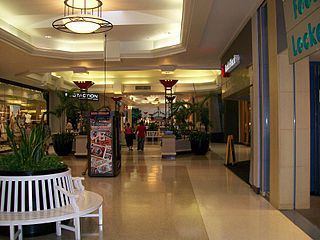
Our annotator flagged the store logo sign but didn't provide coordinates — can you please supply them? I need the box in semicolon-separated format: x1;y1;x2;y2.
65;92;99;101
284;0;320;63
224;55;241;73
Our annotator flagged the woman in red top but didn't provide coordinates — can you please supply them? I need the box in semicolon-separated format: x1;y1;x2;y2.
124;123;134;151
136;121;146;151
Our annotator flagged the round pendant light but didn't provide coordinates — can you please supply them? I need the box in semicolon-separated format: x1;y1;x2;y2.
52;0;113;34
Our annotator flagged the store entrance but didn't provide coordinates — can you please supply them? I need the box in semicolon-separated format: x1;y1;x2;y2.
297;60;320;231
239;100;251;146
310;62;320;195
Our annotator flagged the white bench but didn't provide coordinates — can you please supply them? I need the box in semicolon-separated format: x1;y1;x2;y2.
145;131;162;143
0;169;103;240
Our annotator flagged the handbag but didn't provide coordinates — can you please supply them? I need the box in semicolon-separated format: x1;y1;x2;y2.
131;133;136;140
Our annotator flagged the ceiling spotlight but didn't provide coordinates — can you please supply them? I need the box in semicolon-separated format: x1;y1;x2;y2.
52;0;113;34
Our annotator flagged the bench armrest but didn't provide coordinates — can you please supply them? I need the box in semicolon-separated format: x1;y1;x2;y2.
72;177;85;192
55;185;81;212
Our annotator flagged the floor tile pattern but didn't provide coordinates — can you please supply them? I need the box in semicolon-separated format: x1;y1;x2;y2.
0;143;312;239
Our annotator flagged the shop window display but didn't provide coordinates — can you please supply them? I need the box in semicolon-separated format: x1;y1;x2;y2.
0;82;47;152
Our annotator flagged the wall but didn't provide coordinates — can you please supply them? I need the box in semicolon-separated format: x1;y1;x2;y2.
268;0;310;209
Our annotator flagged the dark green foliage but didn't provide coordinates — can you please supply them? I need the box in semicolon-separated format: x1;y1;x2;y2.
148;122;159;131
132;108;141;126
171;93;214;135
0;124;65;172
50;89;94;132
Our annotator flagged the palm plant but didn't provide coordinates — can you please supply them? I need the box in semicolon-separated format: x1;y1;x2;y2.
50;89;94;155
171;93;214;154
171;93;213;132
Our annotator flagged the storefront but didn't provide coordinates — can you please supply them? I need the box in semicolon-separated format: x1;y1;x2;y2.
221;21;253;145
0;79;47;152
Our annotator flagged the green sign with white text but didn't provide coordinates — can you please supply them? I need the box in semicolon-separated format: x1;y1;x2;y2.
283;0;320;63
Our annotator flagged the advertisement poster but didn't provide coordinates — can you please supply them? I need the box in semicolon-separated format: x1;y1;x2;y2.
89;111;113;176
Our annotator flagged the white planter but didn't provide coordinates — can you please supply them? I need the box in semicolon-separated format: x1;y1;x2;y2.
74;135;88;157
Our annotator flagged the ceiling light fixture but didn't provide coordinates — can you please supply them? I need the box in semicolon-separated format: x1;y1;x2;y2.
52;0;113;34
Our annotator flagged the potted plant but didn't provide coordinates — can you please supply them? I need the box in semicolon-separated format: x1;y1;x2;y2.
171;93;213;155
50;89;93;156
0;122;67;237
189;130;210;155
0;123;66;174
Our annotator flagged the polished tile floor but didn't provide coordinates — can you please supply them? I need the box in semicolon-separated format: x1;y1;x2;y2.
1;143;312;239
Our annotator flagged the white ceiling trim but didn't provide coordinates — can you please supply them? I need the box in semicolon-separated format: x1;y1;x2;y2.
0;0;193;61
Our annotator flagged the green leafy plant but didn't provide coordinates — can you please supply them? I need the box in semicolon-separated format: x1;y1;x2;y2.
171;93;214;134
171;93;214;154
148;122;159;131
0;124;65;172
189;130;209;143
51;89;94;132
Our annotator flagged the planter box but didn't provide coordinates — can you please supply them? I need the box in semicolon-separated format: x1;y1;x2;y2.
74;135;88;157
161;135;176;158
176;138;191;153
161;136;192;158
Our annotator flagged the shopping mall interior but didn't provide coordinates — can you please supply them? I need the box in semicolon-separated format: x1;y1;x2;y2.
0;0;320;239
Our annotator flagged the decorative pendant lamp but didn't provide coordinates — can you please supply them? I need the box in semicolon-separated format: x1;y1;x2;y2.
73;81;95;90
53;0;113;34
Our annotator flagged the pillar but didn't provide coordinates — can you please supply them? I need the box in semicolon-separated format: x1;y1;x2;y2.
267;0;310;209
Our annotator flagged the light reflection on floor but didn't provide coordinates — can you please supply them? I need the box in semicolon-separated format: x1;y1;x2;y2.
0;143;312;239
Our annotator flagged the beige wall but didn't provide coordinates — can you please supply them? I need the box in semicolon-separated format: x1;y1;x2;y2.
268;0;281;208
267;0;310;209
295;57;310;209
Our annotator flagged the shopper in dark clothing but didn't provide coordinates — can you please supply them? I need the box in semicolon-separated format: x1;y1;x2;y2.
124;123;134;151
136;121;146;151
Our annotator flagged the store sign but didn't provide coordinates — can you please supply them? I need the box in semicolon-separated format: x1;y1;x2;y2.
284;0;320;63
224;55;241;73
65;92;99;101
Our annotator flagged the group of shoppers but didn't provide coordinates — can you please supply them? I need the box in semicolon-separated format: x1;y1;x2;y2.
124;121;146;151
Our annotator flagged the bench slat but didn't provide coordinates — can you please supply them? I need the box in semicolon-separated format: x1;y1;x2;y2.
35;180;40;211
58;177;65;207
0;180;5;211
21;181;25;212
54;178;60;208
28;181;33;211
7;181;12;212
14;181;18;212
41;179;47;210
62;176;68;205
48;179;54;209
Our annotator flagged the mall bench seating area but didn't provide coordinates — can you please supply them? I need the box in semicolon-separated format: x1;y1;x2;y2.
145;130;162;143
0;169;103;240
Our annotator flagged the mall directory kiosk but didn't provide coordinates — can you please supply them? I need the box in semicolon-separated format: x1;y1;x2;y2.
88;110;121;177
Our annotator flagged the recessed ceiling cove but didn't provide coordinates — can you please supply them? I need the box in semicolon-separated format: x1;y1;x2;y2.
0;0;184;58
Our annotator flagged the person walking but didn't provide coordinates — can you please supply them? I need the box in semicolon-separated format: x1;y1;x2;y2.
124;122;134;151
136;121;146;151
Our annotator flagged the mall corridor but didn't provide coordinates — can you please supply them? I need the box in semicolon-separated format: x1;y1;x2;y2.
5;143;310;240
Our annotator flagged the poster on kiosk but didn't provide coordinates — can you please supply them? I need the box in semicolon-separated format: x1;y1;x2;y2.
88;110;121;177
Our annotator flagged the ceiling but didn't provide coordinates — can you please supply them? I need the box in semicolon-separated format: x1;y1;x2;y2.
0;0;263;103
